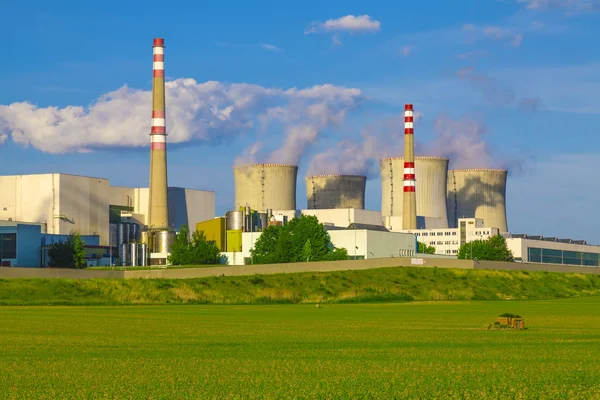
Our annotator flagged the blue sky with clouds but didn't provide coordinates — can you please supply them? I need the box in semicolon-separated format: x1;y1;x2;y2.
1;0;599;242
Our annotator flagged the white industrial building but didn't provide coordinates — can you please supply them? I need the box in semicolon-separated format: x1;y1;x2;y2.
0;173;215;246
406;218;499;256
504;234;600;267
221;227;417;266
301;208;383;229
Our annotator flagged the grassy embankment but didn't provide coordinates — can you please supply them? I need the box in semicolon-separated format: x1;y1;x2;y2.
1;298;600;398
2;266;600;305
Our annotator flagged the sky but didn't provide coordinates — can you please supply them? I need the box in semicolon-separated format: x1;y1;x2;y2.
1;0;599;243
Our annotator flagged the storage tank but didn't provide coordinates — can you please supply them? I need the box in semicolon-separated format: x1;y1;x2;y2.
120;243;128;266
117;224;126;247
226;211;244;231
234;164;298;211
123;223;131;244
258;213;268;231
129;242;139;266
130;224;140;243
305;175;366;210
447;169;508;232
139;243;148;266
380;156;449;228
155;230;175;254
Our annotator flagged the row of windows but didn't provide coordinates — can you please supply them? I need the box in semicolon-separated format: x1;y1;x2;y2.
445;250;458;254
416;231;457;237
527;247;600;267
473;231;491;236
0;233;17;259
429;241;459;246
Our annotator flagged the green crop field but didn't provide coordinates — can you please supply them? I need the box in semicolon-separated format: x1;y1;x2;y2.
2;297;600;399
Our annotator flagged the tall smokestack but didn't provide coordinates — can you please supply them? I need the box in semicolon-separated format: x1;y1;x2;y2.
402;104;417;230
148;38;169;230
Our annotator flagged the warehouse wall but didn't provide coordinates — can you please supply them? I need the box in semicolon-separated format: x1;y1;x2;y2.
57;174;110;245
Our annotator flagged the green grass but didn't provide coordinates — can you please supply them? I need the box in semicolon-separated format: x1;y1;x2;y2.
1;298;600;398
2;266;600;306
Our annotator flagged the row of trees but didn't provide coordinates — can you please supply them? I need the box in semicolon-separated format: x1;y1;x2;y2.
457;235;514;261
251;215;348;264
419;234;514;261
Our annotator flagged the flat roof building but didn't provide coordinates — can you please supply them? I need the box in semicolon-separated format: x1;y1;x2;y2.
504;234;600;267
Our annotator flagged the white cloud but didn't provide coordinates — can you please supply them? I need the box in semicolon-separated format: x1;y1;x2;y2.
480;25;524;47
0;80;364;158
517;0;598;12
0;133;7;145
305;15;381;34
400;45;416;57
261;43;284;52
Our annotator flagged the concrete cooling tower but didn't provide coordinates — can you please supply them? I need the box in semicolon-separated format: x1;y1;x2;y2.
305;175;366;210
381;156;449;229
234;164;298;211
447;169;508;233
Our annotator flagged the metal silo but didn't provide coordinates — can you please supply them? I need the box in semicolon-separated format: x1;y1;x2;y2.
234;164;298;211
380;156;449;228
305;175;366;209
447;169;508;232
226;211;244;231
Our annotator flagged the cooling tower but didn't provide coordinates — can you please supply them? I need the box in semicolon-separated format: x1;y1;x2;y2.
305;175;366;209
234;164;298;211
447;169;508;233
381;156;449;228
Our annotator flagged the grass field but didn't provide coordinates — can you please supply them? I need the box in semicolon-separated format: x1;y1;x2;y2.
2;266;600;306
1;297;600;398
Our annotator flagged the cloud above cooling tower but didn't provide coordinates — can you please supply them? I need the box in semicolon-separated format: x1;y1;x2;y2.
0;79;364;154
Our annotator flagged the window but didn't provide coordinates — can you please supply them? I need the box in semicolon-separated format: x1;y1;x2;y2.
527;247;600;267
437;241;443;245
452;232;457;236
452;250;458;254
437;232;443;236
422;232;428;237
0;233;17;259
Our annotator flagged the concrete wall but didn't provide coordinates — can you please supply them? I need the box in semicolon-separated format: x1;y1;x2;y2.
1;256;599;279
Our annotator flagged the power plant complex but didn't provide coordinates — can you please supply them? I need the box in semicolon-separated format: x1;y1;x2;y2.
1;38;599;269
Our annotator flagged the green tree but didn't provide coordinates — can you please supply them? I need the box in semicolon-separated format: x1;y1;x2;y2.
69;232;87;269
168;225;221;265
418;242;436;254
168;225;191;266
302;239;312;262
250;215;346;264
457;234;514;261
48;231;87;269
251;225;284;264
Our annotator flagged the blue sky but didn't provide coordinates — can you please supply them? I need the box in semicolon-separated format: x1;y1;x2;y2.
1;0;599;243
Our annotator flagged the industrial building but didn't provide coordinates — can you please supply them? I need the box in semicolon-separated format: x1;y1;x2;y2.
381;156;449;230
406;218;500;256
234;164;298;212
0;221;42;267
305;175;366;210
503;234;600;267
0;173;214;247
447;169;508;233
